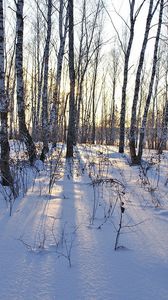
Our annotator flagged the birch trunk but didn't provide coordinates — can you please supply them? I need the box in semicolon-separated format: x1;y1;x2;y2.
129;0;159;164
119;0;147;153
151;63;160;149
119;0;136;153
50;0;68;145
15;0;36;164
158;69;168;153
75;0;101;143
138;0;164;161
0;0;13;187
91;45;99;144
110;46;119;145
6;38;16;139
66;0;75;158
33;2;44;139
40;0;52;162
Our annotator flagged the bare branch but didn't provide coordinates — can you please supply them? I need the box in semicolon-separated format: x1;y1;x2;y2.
135;0;147;19
101;0;125;55
111;2;130;30
8;6;16;13
152;0;161;17
33;0;48;23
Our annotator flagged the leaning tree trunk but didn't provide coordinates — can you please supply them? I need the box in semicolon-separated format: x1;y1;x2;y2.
15;0;36;164
138;0;164;161
40;0;52;162
0;0;13;188
129;0;158;164
66;0;75;158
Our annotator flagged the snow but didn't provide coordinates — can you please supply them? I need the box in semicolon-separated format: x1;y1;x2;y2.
0;143;168;300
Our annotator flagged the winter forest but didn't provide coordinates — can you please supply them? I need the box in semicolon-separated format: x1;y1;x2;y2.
0;0;168;299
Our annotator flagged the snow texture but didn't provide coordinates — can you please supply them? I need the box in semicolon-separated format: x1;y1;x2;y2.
0;144;168;300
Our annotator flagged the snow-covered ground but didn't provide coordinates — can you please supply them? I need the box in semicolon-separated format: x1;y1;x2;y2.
0;143;168;300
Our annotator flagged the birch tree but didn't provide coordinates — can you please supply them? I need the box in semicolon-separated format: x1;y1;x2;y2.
75;0;102;143
129;0;160;164
15;0;36;164
32;1;44;140
6;37;16;139
119;0;147;153
158;49;168;153
109;45;120;145
91;30;101;144
40;0;52;161
66;0;75;158
138;0;164;161
0;0;13;187
50;0;68;146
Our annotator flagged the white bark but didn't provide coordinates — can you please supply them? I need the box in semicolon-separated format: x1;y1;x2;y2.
15;0;36;164
50;0;68;144
0;0;13;188
129;0;160;164
40;0;52;161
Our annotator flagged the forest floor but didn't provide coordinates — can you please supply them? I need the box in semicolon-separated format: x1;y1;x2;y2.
0;143;168;300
